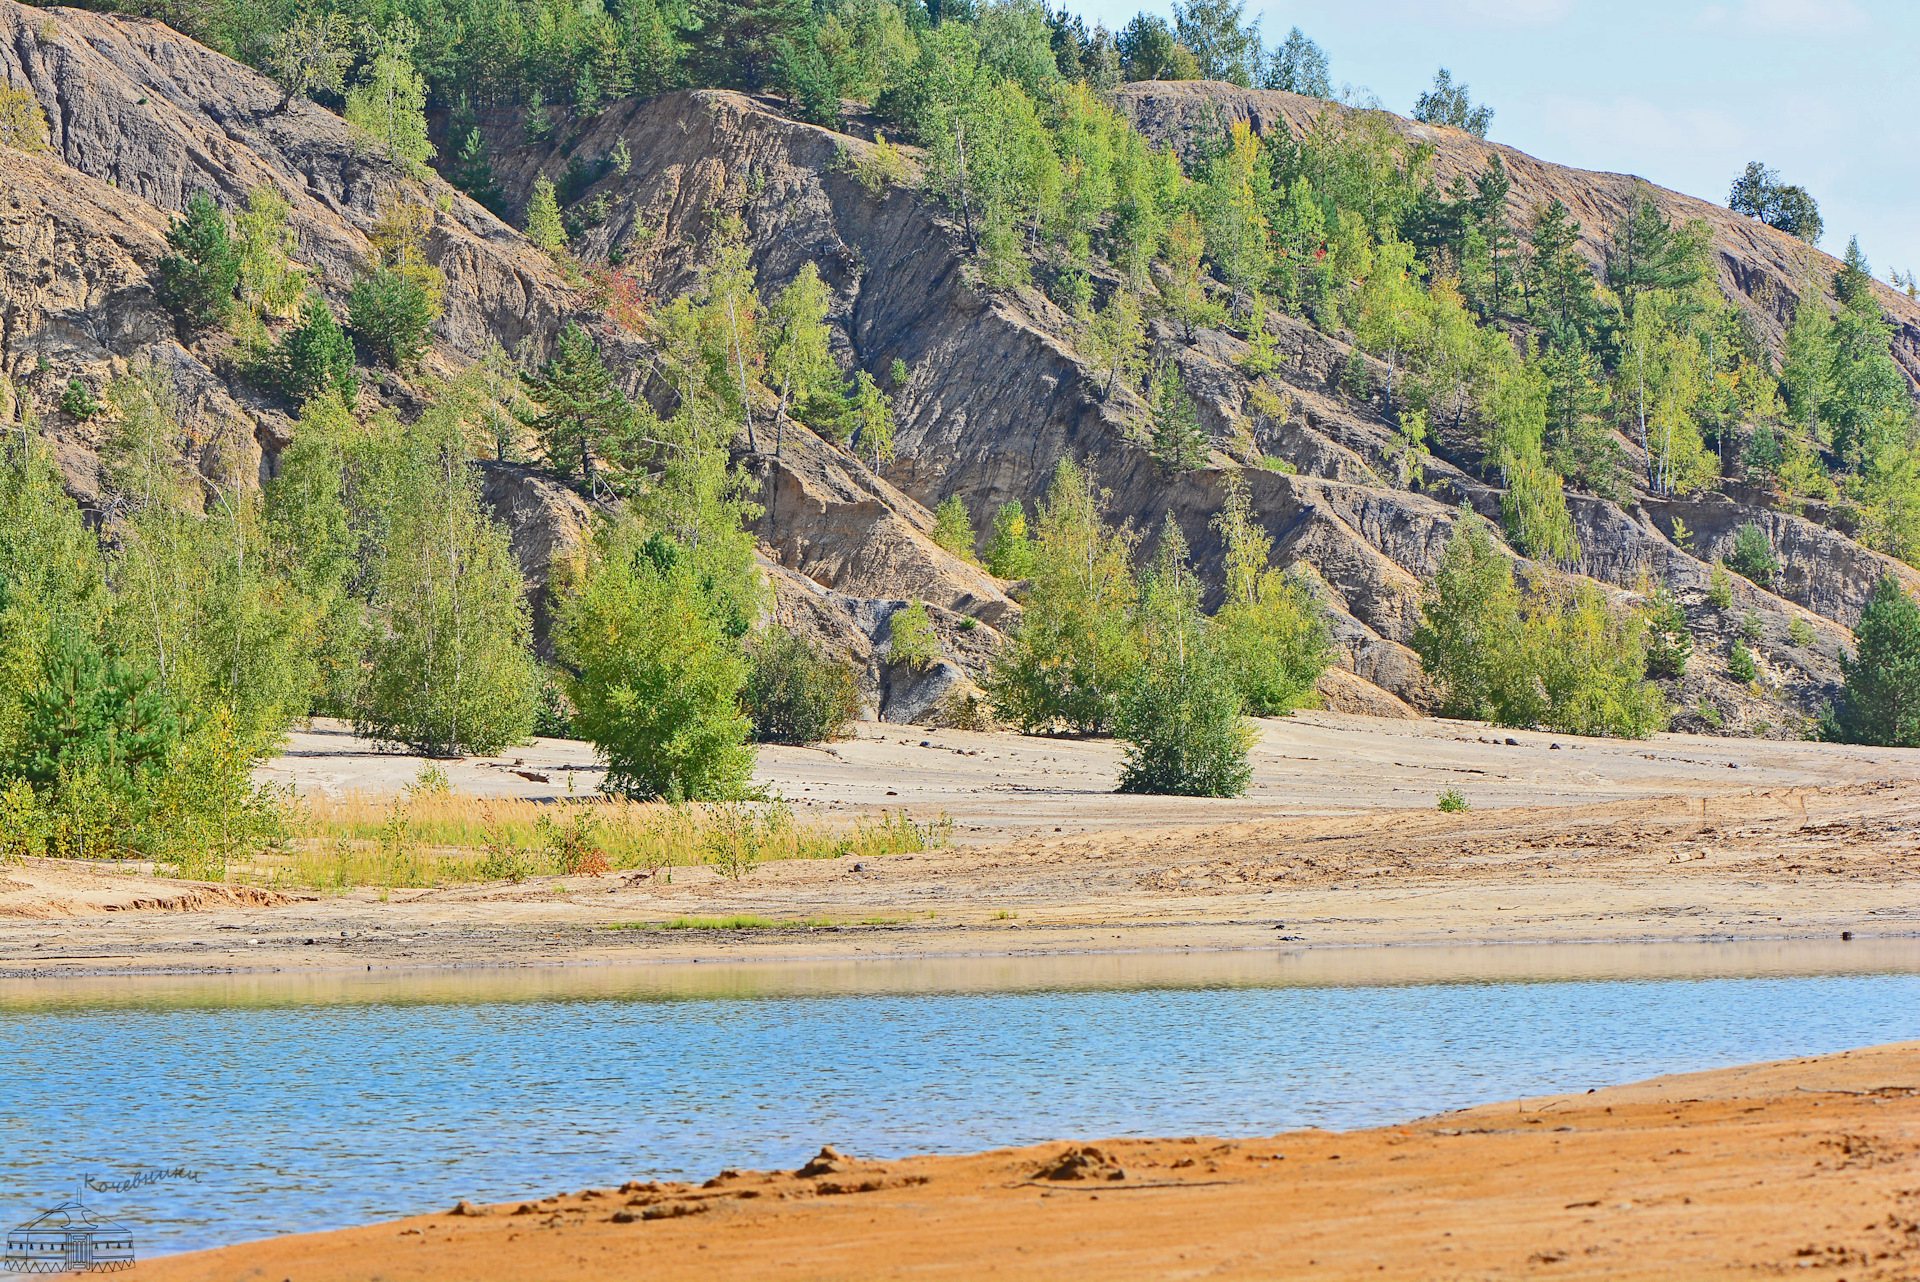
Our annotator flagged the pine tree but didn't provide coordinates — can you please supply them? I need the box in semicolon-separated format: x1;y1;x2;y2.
449;98;507;217
524;176;568;254
1835;236;1875;310
155;192;241;330
1150;361;1208;471
1825;576;1920;746
523;321;632;489
688;0;811;92
267;295;358;406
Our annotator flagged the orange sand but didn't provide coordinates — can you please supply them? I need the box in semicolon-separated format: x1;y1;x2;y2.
130;1041;1920;1281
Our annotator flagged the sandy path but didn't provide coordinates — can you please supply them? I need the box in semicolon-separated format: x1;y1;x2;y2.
125;1041;1920;1281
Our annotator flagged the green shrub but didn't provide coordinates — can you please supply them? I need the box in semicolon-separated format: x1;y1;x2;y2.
1436;786;1469;812
348;268;437;369
1726;522;1779;587
986;459;1140;734
1211;475;1331;715
888;600;939;670
1708;560;1734;609
1643;584;1692;679
1789;616;1814;647
1114;523;1253;797
533;673;576;738
265;296;357;406
930;495;975;562
1741;610;1763;641
745;631;861;745
1727;639;1758;684
1150;360;1208;471
557;524;754;801
1413;510;1665;737
155;192;241;330
60;379;100;421
1820;575;1920;746
984;501;1034;580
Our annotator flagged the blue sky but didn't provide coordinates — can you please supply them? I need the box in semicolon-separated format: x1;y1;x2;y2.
1074;0;1919;280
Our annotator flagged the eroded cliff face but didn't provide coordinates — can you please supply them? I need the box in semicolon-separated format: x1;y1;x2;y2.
472;83;1917;730
3;7;1912;732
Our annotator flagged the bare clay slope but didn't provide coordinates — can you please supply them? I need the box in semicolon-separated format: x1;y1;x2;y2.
0;0;576;499
482;87;1918;728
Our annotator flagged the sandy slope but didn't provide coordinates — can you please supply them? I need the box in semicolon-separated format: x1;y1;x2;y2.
124;1041;1920;1281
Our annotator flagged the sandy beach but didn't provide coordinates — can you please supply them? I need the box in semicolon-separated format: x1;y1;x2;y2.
3;713;1917;977
118;1040;1920;1281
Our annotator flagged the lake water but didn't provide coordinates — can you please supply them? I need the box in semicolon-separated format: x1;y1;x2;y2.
1;940;1915;1257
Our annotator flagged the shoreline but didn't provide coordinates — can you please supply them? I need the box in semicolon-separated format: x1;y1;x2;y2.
123;1040;1920;1281
0;922;1911;982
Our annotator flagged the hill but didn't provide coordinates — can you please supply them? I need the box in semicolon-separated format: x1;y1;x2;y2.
3;2;1916;735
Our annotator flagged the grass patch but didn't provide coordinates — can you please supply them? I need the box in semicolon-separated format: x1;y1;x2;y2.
229;795;954;892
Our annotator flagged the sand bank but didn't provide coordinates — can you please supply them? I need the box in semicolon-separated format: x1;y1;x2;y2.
125;1040;1920;1281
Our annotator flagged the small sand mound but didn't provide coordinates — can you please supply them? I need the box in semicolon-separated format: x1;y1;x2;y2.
1036;1145;1126;1181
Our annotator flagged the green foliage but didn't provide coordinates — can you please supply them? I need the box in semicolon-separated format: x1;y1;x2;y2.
348;268;438;368
1412;510;1663;737
1412;67;1491;137
1210;474;1330;715
1436;786;1469;813
523;321;632;487
533;672;576;738
449;99;507;217
1115;519;1253;797
1789;615;1814;648
344;18;434;174
1264;27;1329;96
0;86;49;152
6;629;179;793
155;192;241;330
930;495;976;561
985;501;1034;579
557;519;755;800
234;186;309;320
60;379;100;421
355;396;538;757
987;458;1139;733
265;12;352;113
1708;560;1734;609
1726;522;1779;587
745;630;861;744
1728;161;1822;242
1643;584;1692;679
1411;510;1522;722
1150;360;1208;471
1822;575;1920;746
265;295;357;407
525;176;568;254
1727;638;1758;684
888;599;939;669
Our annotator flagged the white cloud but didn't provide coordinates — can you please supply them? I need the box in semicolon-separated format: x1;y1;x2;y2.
1695;0;1869;35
